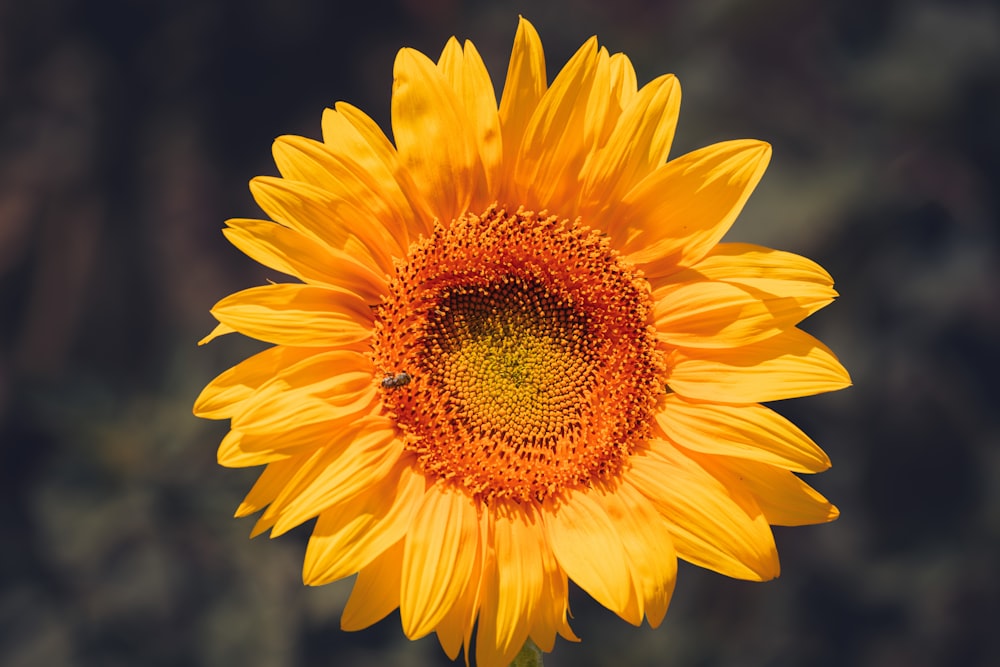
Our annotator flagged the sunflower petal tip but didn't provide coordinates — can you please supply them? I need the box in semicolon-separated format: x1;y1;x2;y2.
515;15;537;33
755;556;781;582
646;607;669;630
394;46;423;72
302;561;322;586
197;321;234;346
748;140;772;166
247;175;269;198
835;363;854;389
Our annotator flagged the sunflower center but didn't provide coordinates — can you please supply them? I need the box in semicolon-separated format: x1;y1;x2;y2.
372;205;662;505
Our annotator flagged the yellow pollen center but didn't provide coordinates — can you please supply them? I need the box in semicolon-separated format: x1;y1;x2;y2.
428;279;592;445
372;205;662;505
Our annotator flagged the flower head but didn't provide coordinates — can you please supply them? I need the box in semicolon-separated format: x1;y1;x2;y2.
195;18;850;667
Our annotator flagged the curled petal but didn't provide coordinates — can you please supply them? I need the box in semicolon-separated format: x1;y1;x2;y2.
197;322;236;346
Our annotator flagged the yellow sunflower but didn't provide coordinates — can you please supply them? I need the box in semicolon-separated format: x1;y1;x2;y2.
195;17;850;667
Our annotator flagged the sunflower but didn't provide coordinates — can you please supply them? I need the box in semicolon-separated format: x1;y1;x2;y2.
194;17;850;667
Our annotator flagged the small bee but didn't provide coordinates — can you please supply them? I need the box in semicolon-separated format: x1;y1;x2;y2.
381;371;412;390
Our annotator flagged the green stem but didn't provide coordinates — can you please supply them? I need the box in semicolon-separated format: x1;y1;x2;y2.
510;639;543;667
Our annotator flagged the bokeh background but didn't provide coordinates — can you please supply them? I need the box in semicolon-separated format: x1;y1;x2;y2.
2;0;998;665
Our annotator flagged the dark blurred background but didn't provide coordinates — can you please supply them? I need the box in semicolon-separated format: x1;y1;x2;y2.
2;0;998;665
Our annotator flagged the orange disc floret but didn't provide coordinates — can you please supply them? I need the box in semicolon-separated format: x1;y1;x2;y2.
372;205;664;505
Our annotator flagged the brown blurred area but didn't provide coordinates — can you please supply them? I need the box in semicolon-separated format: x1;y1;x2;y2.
2;0;999;665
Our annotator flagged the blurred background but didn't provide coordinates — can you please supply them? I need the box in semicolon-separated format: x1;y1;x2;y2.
2;0;998;665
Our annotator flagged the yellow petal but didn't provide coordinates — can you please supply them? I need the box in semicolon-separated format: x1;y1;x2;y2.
270;135;414;251
341;539;404;631
436;510;488;663
304;461;425;585
582;47;614;155
437;37;464;81
223;218;388;302
697;454;839;526
234;454;304;517
543;487;632;618
249;176;396;273
512;36;599;212
594;483;677;628
197;321;235;345
667;327;852;403
664;242;837;303
210;283;373;348
235;418;353;456
438;38;503;200
490;507;544;660
193;345;319;419
226;416;381;475
653;279;819;349
435;595;468;660
248;447;327;537
527;524;577;650
261;420;401;536
497;17;546;194
629;440;780;580
392;47;485;224
234;379;374;437
325;102;436;238
230;349;375;434
473;571;506;667
217;429;295;468
400;486;480;639
608;52;638;109
655;394;831;472
579;73;681;220
615;140;771;278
